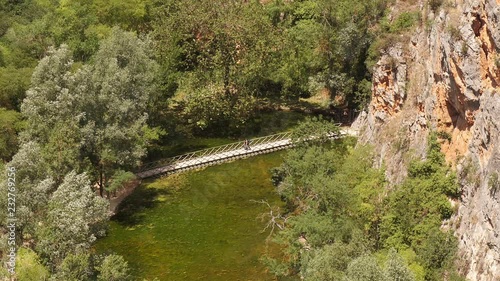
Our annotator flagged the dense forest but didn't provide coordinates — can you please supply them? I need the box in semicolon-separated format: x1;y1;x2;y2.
265;120;463;280
0;0;462;280
0;0;393;162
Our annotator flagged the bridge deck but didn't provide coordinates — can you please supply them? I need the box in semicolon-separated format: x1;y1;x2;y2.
136;128;356;179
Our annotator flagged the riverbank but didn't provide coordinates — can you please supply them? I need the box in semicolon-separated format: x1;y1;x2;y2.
109;178;142;215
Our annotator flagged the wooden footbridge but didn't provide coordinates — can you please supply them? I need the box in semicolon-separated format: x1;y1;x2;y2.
136;128;357;179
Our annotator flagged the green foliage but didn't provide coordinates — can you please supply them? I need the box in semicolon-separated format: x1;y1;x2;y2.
260;255;290;277
366;33;399;71
267;132;462;280
150;0;388;133
436;130;452;142
269;139;386;279
92;0;152;31
172;81;257;136
291;116;340;146
96;254;132;281
390;12;420;33
301;237;369;280
152;0;282;134
4;142;52;239
36;171;109;267
53;253;93;281
15;247;50;281
106;170;136;193
21;28;159;194
385;248;416;281
345;255;385;281
380;133;459;279
0;108;24;161
0;67;32;110
21;45;77;143
417;229;457;271
366;9;419;74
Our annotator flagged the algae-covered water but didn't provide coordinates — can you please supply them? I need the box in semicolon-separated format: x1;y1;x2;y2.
95;152;291;281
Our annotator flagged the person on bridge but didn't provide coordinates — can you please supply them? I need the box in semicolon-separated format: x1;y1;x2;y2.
244;139;251;150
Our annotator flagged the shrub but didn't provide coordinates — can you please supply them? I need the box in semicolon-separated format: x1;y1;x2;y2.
428;0;443;12
390;12;420;33
489;172;499;195
436;131;452;142
447;25;461;41
366;34;399;71
461;42;468;56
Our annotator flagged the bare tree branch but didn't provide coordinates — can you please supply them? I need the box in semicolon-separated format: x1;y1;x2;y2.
251;199;291;239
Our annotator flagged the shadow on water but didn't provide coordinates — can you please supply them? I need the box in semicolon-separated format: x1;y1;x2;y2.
112;184;171;226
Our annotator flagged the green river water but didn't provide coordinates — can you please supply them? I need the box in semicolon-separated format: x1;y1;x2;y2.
95;151;293;281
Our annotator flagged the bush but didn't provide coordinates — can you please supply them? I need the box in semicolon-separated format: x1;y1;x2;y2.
436;131;452;142
489;172;499;195
15;248;50;281
461;42;468;56
390;12;420;33
417;229;457;270
366;34;399;71
96;254;131;281
447;25;461;41
428;0;443;12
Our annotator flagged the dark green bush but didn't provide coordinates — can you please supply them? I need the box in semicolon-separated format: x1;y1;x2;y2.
429;0;444;12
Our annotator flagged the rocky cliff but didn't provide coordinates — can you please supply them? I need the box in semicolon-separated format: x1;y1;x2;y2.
353;0;500;279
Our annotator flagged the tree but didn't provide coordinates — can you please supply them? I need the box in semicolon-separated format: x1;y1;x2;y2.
300;235;369;281
21;28;159;196
92;0;152;31
77;27;159;196
345;255;385;281
20;45;86;184
96;254;132;281
21;45;78;145
417;229;457;272
171;81;257;135
267;120;385;277
152;0;279;134
4;142;52;240
52;253;92;281
385;248;415;281
0;108;23;161
49;0;102;61
4;18;54;64
15;247;50;281
0;67;32;110
276;16;324;98
36;171;109;267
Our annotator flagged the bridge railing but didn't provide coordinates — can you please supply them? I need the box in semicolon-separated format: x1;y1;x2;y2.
137;131;294;173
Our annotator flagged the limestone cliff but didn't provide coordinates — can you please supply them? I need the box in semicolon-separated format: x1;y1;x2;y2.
353;0;500;279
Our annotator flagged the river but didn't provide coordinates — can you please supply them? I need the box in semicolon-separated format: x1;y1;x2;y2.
95;151;295;280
